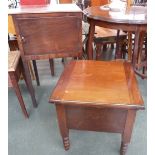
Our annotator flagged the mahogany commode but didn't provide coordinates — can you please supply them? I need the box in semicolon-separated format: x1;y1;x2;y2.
49;60;144;155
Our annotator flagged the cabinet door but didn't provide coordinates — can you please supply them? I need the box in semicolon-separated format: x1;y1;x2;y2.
13;13;82;57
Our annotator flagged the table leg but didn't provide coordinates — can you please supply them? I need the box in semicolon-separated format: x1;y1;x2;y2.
127;32;132;61
120;110;136;155
137;32;145;69
9;72;29;118
132;29;140;67
115;30;121;59
32;60;40;86
22;59;38;107
86;20;95;59
56;104;70;150
49;59;55;76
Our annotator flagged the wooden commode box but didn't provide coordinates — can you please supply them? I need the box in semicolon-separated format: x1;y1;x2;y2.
49;60;144;155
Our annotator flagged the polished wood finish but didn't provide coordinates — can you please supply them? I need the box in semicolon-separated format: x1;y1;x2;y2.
8;51;29;118
83;6;147;77
9;4;83;106
49;60;144;154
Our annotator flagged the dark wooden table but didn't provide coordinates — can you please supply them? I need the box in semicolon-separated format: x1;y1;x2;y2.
49;60;144;155
83;5;147;77
9;4;83;106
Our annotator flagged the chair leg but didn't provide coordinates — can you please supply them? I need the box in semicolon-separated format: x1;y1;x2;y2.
62;58;67;67
121;41;127;59
103;44;107;50
49;59;54;76
61;58;65;63
10;72;29;118
115;30;121;59
111;43;114;49
32;60;40;86
127;32;132;61
95;43;102;60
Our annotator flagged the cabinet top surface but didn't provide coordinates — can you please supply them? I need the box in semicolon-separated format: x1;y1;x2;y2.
8;4;82;15
49;60;144;109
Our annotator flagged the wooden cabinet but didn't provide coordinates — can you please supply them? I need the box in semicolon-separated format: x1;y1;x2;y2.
9;4;83;106
10;4;82;59
49;60;144;154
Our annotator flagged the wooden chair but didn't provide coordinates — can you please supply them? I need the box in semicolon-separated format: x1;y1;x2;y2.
83;0;127;59
8;51;29;118
94;27;127;60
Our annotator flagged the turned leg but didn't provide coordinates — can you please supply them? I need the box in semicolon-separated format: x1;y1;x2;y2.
120;110;136;155
9;72;29;118
49;59;54;76
32;60;40;86
120;142;128;155
55;104;70;150
22;59;38;107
